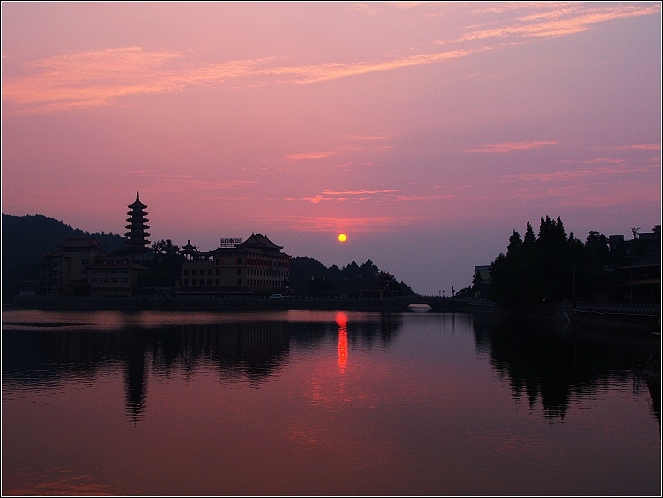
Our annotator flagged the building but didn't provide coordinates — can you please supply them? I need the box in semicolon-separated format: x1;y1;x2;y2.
39;237;105;296
472;265;492;299
125;192;152;260
38;237;147;298
87;255;146;298
176;233;290;297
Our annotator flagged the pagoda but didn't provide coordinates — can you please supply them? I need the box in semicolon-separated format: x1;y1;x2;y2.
125;192;151;258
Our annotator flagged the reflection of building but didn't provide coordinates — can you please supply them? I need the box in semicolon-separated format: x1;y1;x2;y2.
175;233;290;296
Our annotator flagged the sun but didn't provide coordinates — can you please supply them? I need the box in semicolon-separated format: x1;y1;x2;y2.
337;233;347;242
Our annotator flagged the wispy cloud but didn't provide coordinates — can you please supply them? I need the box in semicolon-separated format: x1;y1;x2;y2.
613;144;661;151
458;3;660;41
260;215;421;232
464;141;558;153
2;46;478;113
3;3;658;114
293;188;400;204
502;164;656;183
285;152;335;160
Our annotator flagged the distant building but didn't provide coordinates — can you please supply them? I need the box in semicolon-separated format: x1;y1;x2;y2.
175;233;290;297
87;255;146;298
125;192;152;260
39;237;105;297
473;265;492;299
38;237;146;297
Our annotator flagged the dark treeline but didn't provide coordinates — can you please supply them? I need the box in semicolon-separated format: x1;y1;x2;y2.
289;256;415;297
2;214;126;301
486;215;660;309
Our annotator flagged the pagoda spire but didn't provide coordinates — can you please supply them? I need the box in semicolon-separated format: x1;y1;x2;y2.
125;192;150;255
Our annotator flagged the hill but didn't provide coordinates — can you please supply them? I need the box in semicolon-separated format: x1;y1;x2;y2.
289;256;415;297
2;214;125;302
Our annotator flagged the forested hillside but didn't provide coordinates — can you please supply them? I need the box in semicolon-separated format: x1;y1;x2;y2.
289;256;415;297
2;214;125;301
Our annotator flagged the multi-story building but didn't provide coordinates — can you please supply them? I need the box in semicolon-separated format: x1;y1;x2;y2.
87;255;146;298
39;237;105;296
176;233;290;297
39;238;146;298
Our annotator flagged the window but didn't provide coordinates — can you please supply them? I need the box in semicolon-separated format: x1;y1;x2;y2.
82;269;88;274
215;269;219;275
184;279;189;286
237;269;242;275
184;269;189;275
215;259;220;265
207;279;212;286
111;278;118;283
91;278;98;283
215;279;220;285
121;278;128;283
192;279;197;286
82;259;89;265
91;270;98;274
192;269;197;276
237;258;242;265
237;279;242;286
101;278;108;283
207;269;212;276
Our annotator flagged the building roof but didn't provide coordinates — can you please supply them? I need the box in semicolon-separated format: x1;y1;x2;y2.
128;192;147;210
623;251;662;269
58;237;103;248
237;233;283;250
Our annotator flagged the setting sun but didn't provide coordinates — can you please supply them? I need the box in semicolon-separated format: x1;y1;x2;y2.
337;233;347;242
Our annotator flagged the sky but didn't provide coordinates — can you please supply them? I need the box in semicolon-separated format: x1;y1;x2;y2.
2;2;661;295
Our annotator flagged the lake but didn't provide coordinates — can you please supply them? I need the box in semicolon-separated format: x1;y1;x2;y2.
2;308;660;495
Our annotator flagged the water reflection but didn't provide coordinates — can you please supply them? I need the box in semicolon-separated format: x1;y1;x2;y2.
472;313;659;425
336;312;348;374
3;311;403;424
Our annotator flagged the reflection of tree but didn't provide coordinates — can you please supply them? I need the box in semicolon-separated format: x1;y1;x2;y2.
3;313;403;424
473;315;656;422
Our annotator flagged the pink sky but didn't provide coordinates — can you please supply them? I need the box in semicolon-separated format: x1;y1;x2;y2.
2;2;661;295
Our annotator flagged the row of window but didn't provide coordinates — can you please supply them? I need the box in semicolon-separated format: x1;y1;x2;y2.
182;278;282;287
89;278;129;284
89;269;129;274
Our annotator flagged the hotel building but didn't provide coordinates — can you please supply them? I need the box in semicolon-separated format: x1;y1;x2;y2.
176;233;290;297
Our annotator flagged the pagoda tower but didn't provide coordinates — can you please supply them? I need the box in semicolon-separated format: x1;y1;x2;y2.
125;192;151;258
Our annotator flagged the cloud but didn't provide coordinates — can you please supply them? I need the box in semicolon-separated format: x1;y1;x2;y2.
3;3;658;114
613;144;661;151
296;189;400;203
502;164;657;183
260;215;421;232
464;141;558;153
285;152;335;160
458;3;660;41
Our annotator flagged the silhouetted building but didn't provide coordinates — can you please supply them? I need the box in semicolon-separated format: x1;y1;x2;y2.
39;237;105;296
38;238;146;297
176;233;290;296
473;265;492;298
125;192;151;260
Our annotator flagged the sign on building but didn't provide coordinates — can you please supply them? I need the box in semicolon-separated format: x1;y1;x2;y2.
220;237;243;248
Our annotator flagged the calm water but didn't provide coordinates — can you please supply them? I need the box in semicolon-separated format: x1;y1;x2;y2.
2;309;660;495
